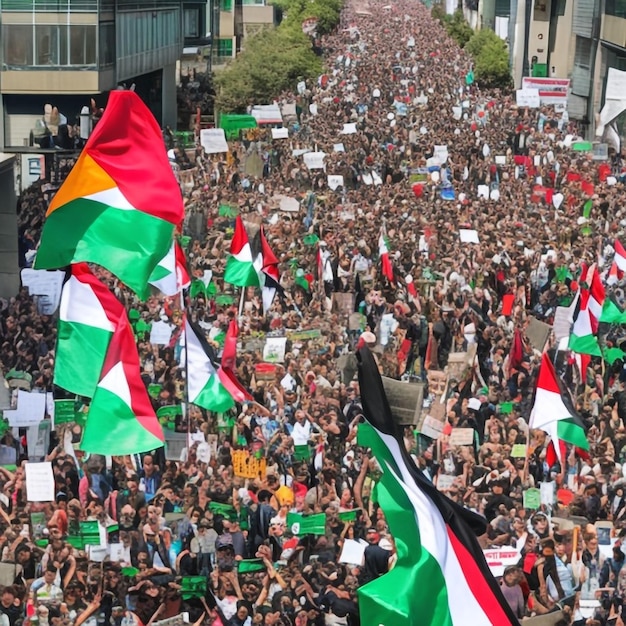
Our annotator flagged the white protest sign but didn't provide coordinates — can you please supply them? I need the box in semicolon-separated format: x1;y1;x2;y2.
297;81;306;94
200;128;228;154
516;89;540;108
25;462;55;502
433;145;449;163
495;155;506;165
4;390;46;427
605;67;626;101
340;123;357;135
484;548;521;577
437;475;456;491
459;229;480;244
448;428;475;446
372;171;383;186
309;103;318;116
20;269;64;315
361;173;373;185
333;143;345;152
150;321;173;345
263;337;287;363
421;415;444;439
327;175;344;191
271;127;289;140
477;185;489;199
303;152;326;170
339;538;367;565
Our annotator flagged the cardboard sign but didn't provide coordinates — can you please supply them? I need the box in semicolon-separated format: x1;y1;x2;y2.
271;127;289;140
484;548;521;577
437;474;456;491
53;400;76;425
449;428;474;446
526;317;552;352
381;377;424;426
421;415;445;439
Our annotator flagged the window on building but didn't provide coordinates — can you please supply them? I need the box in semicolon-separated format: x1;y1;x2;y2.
220;0;233;11
69;24;97;65
99;22;115;66
184;8;201;37
574;35;592;68
35;25;68;66
606;0;626;17
2;24;34;66
217;38;233;56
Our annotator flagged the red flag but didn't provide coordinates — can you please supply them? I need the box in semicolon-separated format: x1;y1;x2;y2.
221;320;238;372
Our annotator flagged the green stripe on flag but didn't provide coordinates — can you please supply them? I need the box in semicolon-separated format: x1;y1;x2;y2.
583;199;593;219
293;445;311;461
356;423;453;626
557;418;589;450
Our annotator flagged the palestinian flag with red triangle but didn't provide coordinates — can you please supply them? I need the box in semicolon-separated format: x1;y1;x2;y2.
217;320;253;404
616;239;626;273
224;216;262;287
260;225;281;311
34;91;183;299
81;314;164;455
529;353;589;465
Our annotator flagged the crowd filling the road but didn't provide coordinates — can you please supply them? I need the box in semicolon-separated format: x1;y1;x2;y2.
5;0;626;624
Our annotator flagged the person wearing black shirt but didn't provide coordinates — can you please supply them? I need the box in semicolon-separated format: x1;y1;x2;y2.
0;587;21;626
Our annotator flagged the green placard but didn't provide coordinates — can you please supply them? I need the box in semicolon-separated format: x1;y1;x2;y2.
338;509;360;522
148;384;162;399
156;405;182;430
287;512;326;536
54;399;76;425
523;488;541;510
180;576;206;599
499;402;513;415
238;559;265;573
511;444;526;458
208;501;237;520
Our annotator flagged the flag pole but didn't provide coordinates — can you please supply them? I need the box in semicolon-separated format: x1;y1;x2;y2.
180;289;192;453
238;286;246;318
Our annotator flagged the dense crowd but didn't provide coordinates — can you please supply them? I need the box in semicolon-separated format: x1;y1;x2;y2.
4;0;626;624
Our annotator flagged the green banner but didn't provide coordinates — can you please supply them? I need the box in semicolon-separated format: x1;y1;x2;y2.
238;559;266;573
338;509;360;522
287;512;326;536
54;399;76;425
148;384;162;399
180;576;206;599
208;501;238;520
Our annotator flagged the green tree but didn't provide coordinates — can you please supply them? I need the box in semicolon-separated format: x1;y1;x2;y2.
474;38;511;87
447;10;473;48
465;27;498;58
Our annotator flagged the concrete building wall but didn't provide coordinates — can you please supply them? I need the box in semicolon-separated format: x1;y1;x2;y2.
550;1;575;78
0;155;19;301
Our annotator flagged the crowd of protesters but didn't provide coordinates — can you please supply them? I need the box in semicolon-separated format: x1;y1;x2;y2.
4;0;626;624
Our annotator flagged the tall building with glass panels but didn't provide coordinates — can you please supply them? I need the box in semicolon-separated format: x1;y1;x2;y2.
0;0;184;150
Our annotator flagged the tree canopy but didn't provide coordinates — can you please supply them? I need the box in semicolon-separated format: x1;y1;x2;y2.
215;0;340;112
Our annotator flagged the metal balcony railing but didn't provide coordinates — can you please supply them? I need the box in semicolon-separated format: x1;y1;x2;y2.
1;0;98;10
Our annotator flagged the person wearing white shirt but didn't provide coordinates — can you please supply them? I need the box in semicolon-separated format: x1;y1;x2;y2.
291;410;312;447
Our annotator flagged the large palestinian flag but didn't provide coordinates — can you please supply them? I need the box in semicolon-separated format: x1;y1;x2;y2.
34;91;183;298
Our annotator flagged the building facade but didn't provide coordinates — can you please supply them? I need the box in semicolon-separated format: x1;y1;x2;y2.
0;0;185;151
